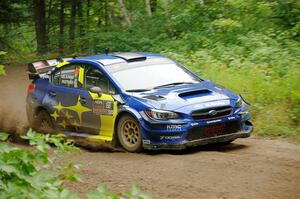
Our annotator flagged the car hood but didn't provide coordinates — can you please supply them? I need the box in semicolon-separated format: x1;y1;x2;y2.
128;81;239;113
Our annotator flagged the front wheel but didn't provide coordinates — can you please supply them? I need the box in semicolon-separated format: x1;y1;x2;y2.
117;115;142;152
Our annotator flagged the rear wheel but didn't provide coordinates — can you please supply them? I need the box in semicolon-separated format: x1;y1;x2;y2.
31;110;55;133
117;115;142;152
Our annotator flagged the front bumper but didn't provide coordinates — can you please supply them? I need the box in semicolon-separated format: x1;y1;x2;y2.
142;121;253;150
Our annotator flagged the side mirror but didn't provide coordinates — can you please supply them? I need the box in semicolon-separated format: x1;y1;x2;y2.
90;86;103;97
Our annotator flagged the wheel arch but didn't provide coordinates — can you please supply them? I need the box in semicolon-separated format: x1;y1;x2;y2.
112;108;142;147
34;106;50;116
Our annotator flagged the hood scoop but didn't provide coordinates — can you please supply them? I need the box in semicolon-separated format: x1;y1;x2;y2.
178;89;212;99
143;95;165;101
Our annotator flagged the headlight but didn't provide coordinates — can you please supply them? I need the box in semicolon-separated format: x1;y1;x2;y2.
235;96;243;108
145;109;180;120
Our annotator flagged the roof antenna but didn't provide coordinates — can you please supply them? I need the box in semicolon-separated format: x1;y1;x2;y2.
105;48;109;55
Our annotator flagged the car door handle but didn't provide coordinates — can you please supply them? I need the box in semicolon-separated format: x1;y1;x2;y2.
48;90;56;97
80;97;87;104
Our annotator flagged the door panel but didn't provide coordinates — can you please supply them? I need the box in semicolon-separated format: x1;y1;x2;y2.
89;92;117;139
77;63;118;141
49;62;118;141
49;84;82;131
49;63;88;131
77;85;117;140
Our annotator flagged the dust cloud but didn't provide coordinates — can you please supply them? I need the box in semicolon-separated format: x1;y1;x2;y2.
0;66;29;135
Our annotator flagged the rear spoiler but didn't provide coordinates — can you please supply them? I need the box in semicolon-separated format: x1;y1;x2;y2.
27;57;73;80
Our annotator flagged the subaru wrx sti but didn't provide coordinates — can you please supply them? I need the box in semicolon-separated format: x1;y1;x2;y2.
26;52;253;152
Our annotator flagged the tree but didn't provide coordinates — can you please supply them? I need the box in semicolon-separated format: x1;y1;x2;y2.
118;0;131;26
33;0;48;54
77;0;84;37
145;0;152;17
59;0;65;54
69;0;77;50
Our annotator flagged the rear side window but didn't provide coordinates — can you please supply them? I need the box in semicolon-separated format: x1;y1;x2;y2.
52;64;82;88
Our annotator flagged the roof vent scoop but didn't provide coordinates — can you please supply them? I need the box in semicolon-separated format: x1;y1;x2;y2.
112;52;146;62
178;89;212;99
143;95;165;101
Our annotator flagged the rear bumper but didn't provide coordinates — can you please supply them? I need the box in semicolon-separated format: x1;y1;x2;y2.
143;122;253;150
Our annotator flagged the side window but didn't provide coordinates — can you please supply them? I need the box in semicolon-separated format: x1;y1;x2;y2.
84;65;116;94
52;64;82;88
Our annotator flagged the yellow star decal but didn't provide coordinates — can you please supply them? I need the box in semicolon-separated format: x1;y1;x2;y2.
65;111;73;120
51;111;59;121
71;120;80;131
66;96;91;123
59;119;67;129
53;102;65;113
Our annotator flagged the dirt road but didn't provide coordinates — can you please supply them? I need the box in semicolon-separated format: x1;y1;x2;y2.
1;66;300;199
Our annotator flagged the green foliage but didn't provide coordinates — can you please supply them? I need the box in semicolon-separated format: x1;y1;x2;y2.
0;51;6;75
0;130;79;199
0;132;9;141
87;183;151;199
0;130;151;198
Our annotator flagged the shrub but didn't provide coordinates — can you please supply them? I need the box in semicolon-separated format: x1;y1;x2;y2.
0;130;151;199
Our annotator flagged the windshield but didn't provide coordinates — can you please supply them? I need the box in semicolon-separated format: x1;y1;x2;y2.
108;63;201;91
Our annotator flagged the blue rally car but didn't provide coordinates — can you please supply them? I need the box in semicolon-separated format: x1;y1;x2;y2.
26;52;253;152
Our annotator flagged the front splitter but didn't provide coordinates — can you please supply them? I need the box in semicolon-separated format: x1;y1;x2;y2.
143;126;253;150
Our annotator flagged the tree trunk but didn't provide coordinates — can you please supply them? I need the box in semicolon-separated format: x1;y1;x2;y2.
117;0;131;26
145;0;152;17
69;0;77;50
33;0;48;54
59;0;65;54
86;0;91;28
46;0;53;33
77;0;83;37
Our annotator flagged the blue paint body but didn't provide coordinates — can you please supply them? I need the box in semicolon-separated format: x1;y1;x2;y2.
27;52;253;150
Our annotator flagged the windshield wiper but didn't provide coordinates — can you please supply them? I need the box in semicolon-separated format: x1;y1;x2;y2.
126;89;151;92
153;82;195;89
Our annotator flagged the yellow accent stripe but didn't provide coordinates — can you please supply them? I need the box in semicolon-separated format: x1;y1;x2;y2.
89;92;117;141
78;67;84;84
88;135;112;142
56;61;70;68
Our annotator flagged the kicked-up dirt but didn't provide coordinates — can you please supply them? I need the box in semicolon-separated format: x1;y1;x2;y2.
0;65;300;199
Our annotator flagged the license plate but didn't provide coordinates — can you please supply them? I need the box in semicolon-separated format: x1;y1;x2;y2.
203;124;226;137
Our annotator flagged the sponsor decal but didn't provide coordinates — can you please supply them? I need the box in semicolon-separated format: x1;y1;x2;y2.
166;125;182;131
160;136;181;140
206;119;222;124
143;140;151;145
93;99;114;115
61;79;74;85
191;122;198;126
228;116;235;120
195;100;230;109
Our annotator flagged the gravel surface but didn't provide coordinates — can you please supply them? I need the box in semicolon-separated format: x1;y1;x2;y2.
1;65;299;199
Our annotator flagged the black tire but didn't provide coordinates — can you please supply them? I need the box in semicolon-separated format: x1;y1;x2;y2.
31;110;55;133
117;115;143;152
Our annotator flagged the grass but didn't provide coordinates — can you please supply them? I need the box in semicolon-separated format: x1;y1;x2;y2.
164;42;300;143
